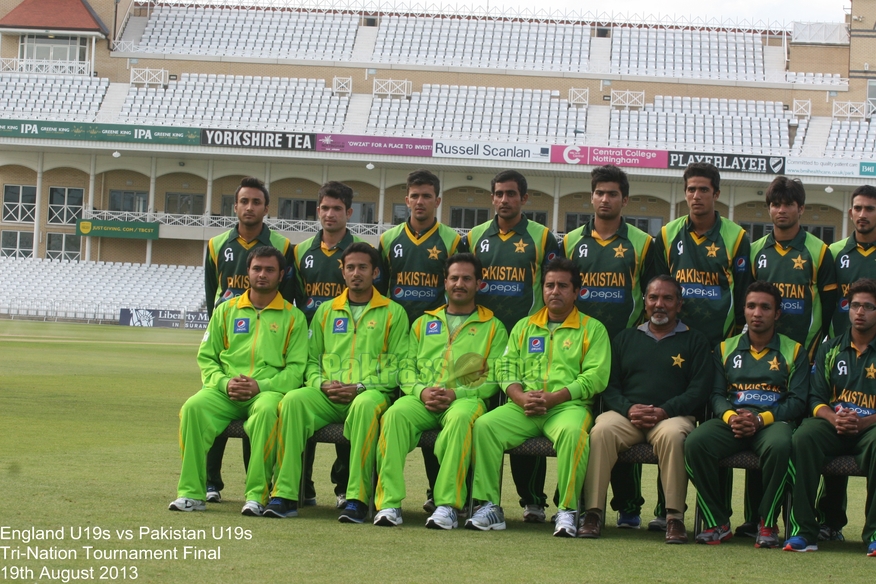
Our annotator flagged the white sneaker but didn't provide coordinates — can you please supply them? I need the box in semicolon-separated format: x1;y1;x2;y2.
465;502;506;531
553;510;577;538
168;497;205;512
523;504;546;523
205;486;221;503
336;494;347;509
373;508;403;526
426;505;458;530
241;500;264;517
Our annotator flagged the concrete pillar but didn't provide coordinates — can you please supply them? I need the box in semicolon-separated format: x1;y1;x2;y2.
843;190;851;240
552;177;561;233
84;154;96;261
437;170;444;223
377;168;386;225
33;153;44;258
204;159;214;226
146;157;156;265
728;186;736;221
669;183;678;221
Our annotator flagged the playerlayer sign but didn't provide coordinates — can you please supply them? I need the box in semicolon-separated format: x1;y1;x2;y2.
550;145;668;168
316;134;432;156
200;129;315;150
76;219;159;239
0;119;200;145
432;139;552;162
668;151;785;174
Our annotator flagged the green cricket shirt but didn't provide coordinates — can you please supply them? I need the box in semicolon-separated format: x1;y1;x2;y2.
467;215;560;332
811;330;876;418
829;235;876;337
293;229;364;323
561;219;653;339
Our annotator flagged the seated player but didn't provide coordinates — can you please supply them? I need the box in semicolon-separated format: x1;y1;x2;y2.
685;281;808;546
264;242;408;521
784;278;876;556
373;253;508;529
169;247;307;515
465;258;611;537
580;275;712;544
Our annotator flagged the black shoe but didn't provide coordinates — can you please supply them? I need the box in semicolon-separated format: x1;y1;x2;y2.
262;497;298;518
338;499;368;524
734;521;758;538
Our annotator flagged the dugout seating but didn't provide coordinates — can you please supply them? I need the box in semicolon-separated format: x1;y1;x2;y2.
824;119;876;159
0;257;204;321
137;6;357;60
367;84;586;143
610;95;793;154
0;73;109;122
373;16;592;72
119;75;348;131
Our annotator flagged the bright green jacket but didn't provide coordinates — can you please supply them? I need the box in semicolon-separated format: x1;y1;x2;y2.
306;287;409;393
197;290;308;394
402;305;509;401
498;307;611;407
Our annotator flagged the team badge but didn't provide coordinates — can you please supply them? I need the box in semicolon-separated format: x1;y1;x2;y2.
426;321;442;335
234;318;250;334
270;323;279;333
333;318;349;333
528;337;545;353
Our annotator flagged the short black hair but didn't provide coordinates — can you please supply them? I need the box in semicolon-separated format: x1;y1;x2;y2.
317;181;353;209
645;274;683;300
851;185;876;205
445;253;482;280
491;170;527;196
747;280;782;312
341;241;380;270
764;176;805;207
246;246;286;272
848;278;876;302
591;164;630;199
683;163;721;193
407;169;440;195
543;257;581;291
235;176;269;205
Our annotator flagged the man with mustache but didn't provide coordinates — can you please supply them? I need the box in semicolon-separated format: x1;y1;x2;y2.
378;169;466;513
265;243;408;522
373;253;507;529
466;169;561;524
685;281;808;546
580;275;712;544
202;177;297;506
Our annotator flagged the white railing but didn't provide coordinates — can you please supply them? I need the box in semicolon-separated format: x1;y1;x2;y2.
793;99;812;118
0;110;97;122
130;67;169;87
833;101;868;119
611;90;645;109
792;22;849;45
333;76;353;96
111;40;139;53
373;78;411;98
569;88;589;107
0;58;90;75
0;298;121;322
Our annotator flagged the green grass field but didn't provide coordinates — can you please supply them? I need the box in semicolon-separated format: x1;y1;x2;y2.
0;319;873;583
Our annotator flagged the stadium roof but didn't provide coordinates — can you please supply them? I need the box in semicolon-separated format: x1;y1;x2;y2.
0;0;109;36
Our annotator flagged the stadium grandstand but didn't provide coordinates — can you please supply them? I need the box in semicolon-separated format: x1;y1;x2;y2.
0;0;870;322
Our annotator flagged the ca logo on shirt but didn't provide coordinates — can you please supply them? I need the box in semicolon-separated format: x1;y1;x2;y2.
757;254;768;269
305;255;314;269
426;321;442;335
676;241;684;255
234;318;250;334
528;337;545;353
224;248;234;262
480;239;490;253
840;254;850;269
837;360;848;376
333;318;349;334
393;243;404;258
733;355;743;368
578;244;588;258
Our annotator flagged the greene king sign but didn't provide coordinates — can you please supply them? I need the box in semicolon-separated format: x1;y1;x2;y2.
668;152;785;175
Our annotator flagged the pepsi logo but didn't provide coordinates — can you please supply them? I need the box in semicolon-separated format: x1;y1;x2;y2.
394;287;404;298
478;281;489;292
236;319;246;328
579;287;590;299
306;298;316;309
840;299;850;311
547;252;557;261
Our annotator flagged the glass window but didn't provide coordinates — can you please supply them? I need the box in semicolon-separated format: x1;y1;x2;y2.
738;222;774;242
804;225;835;245
46;232;80;261
350;202;375;224
0;230;34;258
48;187;84;224
565;212;593;233
19;35;87;63
522;211;548;226
109;190;148;213
450;207;490;229
2;185;37;223
392;203;409;225
277;198;318;221
624;215;663;237
221;195;234;217
165;193;204;215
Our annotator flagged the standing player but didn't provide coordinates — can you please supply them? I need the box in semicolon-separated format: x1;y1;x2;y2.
373;253;508;528
561;164;656;530
170;247;307;515
750;176;837;361
202;177;297;504
378;169;465;511
784;278;876;556
264;243;408;522
816;184;876;541
467;169;560;522
293;181;365;510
